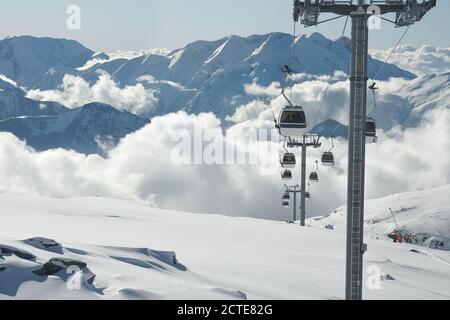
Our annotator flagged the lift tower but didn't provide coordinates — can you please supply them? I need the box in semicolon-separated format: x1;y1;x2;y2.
287;134;321;226
285;185;302;222
293;0;436;300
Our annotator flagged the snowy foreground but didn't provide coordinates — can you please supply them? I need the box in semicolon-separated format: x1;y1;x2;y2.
1;186;450;300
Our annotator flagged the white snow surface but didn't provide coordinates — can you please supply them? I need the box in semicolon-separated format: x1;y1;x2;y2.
1;185;450;300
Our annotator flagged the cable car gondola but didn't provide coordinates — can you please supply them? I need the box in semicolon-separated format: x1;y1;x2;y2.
280;153;296;169
309;160;319;182
321;137;336;166
278;106;307;138
282;193;291;201
309;172;319;182
281;170;293;180
282;201;290;208
305;183;312;199
322;150;335;167
366;117;378;144
321;152;335;166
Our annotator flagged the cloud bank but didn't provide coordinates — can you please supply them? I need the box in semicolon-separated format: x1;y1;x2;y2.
0;101;449;220
27;73;158;116
371;45;450;75
2;69;449;220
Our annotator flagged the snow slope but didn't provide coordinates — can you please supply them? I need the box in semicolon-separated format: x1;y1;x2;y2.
1;186;449;300
310;185;450;251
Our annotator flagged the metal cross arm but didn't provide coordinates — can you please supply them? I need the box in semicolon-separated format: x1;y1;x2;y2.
294;0;437;27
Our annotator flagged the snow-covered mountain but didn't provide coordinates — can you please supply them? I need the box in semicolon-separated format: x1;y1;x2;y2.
0;102;149;155
86;32;414;118
310;119;348;138
0;185;449;300
0;78;67;120
0;33;415;119
0;36;94;89
0;34;447;155
370;72;450;131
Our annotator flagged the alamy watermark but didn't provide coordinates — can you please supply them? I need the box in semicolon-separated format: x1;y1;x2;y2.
367;5;382;30
171;126;281;176
366;264;382;290
66;5;81;30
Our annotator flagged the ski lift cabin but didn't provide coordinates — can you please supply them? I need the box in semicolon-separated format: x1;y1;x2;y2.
281;170;293;180
305;192;311;199
366;117;378;143
321;152;335;166
282;201;290;208
309;172;319;182
282;193;291;201
281;153;296;169
278;106;307;137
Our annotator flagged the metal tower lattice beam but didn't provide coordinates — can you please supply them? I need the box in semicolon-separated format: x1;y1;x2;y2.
294;0;437;27
292;0;436;301
287;134;321;227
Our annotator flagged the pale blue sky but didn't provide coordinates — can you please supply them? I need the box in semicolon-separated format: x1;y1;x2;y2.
0;0;448;52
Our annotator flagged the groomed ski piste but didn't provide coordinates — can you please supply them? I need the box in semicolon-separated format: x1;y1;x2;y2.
0;185;449;300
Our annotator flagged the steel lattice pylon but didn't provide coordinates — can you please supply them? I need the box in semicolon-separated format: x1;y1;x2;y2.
292;0;437;300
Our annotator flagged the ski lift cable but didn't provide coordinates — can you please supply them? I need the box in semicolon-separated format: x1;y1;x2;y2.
372;25;411;82
329;136;335;152
313;16;351;135
389;208;400;231
366;26;410;118
325;17;406;138
291;20;297;102
341;16;349;39
367;83;379;116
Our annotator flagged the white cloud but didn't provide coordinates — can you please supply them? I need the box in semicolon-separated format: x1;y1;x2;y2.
228;79;350;126
226;100;270;123
244;82;282;97
2;70;450;220
26;73;158;116
371;45;450;75
0;102;449;220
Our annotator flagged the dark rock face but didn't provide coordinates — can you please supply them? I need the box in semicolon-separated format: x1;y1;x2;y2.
0;245;36;261
32;257;96;285
23;237;63;253
0;102;149;156
0;266;6;272
33;258;86;276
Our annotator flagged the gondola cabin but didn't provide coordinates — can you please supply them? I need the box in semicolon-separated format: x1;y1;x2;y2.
366;117;378;144
281;153;296;169
309;172;319;182
278;106;307;137
281;170;293;180
321;152;335;166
